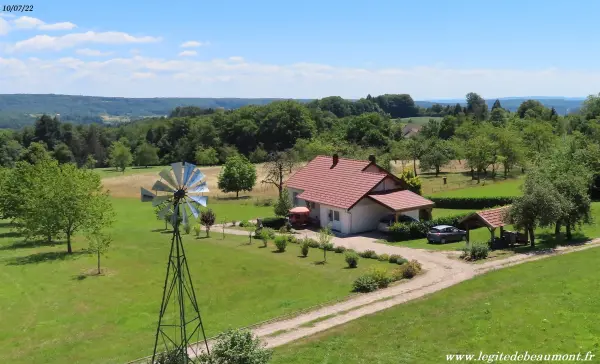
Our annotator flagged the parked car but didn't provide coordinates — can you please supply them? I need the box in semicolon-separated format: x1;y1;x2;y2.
427;225;467;244
378;214;418;233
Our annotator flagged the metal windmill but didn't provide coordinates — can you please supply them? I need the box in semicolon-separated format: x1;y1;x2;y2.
141;162;210;363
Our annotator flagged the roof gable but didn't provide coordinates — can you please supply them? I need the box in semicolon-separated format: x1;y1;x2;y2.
286;156;388;209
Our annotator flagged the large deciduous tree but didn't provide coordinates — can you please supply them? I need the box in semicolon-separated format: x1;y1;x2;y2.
217;154;257;198
419;138;454;176
465;92;488;121
134;142;159;167
506;171;564;247
262;150;298;197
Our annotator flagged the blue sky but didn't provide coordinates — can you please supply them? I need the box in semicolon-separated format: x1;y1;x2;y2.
1;0;600;99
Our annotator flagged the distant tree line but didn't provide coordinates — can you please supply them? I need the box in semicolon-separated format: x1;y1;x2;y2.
0;92;599;183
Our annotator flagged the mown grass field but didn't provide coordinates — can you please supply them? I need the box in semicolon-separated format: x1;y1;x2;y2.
0;198;392;364
272;247;600;364
428;177;524;198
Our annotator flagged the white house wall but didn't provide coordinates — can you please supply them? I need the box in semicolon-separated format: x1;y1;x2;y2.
349;198;390;233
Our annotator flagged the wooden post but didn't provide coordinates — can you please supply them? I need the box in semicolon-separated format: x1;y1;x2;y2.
395;213;398;223
466;224;470;247
490;228;496;245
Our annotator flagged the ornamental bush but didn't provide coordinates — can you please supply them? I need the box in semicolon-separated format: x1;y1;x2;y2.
345;251;360;268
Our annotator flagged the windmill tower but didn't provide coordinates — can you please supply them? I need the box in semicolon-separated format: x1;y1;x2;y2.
140;162;210;363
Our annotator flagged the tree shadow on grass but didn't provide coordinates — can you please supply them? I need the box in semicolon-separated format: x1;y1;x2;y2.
512;232;590;255
313;261;326;265
213;195;252;202
0;239;64;251
0;230;25;239
6;250;86;266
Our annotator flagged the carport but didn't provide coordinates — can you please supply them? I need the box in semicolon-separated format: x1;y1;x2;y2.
458;206;510;244
368;190;435;222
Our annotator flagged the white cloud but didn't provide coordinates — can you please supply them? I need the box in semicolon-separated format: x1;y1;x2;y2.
229;56;244;62
11;31;161;52
0;18;9;35
1;55;600;99
180;40;208;48
13;16;76;30
178;50;197;57
76;48;113;56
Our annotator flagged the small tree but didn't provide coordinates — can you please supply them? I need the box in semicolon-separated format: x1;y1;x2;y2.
87;231;112;275
274;188;293;217
198;329;272;364
85;155;97;169
261;150;298;197
107;139;133;173
318;227;333;263
135;142;159;167
200;208;216;237
217;155;257;198
419;138;454;176
221;218;227;239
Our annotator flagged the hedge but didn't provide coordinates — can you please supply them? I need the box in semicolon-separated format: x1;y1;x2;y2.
388;212;472;241
259;217;287;229
426;197;514;209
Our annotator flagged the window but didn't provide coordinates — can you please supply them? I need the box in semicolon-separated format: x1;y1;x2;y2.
334;211;340;221
293;192;299;206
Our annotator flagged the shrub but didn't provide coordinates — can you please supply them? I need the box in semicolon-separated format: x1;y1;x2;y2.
390;267;404;281
193;224;202;237
388;254;403;264
274;189;293;217
183;223;191;235
153;349;189;364
345;251;360;268
400;260;422;279
279;226;290;233
274;236;288;252
367;266;392;288
388;221;428;241
378;253;390;262
239;220;256;228
463;242;489;261
306;238;320;248
300;240;310;257
198;328;272;364
352;275;378;293
359;250;378;259
231;220;237;227
254;198;274;207
426;197;514;209
323;242;335;251
260;217;287;229
396;257;408;265
200;208;216;237
286;235;299;244
334;246;346;253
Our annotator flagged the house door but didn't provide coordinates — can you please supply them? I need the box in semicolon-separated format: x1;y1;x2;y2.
328;209;341;231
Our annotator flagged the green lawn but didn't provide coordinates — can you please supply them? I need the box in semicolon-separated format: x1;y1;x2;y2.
429;178;524;198
94;165;166;178
0;198;391;364
273;247;600;364
431;208;474;218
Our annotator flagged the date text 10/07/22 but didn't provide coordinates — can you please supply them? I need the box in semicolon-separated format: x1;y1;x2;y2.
2;5;34;12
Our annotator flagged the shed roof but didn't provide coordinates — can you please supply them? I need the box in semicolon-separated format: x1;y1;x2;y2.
368;190;435;212
459;206;511;229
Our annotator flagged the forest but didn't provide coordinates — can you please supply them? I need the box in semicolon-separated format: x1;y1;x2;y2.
0;92;599;184
0;93;584;128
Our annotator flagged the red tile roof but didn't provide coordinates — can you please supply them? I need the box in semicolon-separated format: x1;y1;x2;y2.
286;156;387;209
368;190;435;212
460;206;511;228
477;206;510;228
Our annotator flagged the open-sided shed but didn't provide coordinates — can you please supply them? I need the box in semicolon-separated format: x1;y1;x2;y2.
458;206;511;243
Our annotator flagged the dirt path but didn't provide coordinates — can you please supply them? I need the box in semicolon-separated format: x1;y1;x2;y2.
183;231;600;359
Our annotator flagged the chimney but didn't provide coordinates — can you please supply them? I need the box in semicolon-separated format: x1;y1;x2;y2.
368;154;376;164
332;154;339;168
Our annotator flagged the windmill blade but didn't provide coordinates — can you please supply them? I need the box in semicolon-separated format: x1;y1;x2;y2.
159;168;179;190
189;195;208;207
171;162;184;188
186;169;205;189
140;187;156;202
185;200;199;218
189;182;209;193
182;203;188;227
157;204;172;220
152;195;172;207
182;162;197;187
152;180;176;193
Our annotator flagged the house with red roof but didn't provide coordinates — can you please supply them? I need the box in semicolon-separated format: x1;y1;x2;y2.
285;154;435;234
